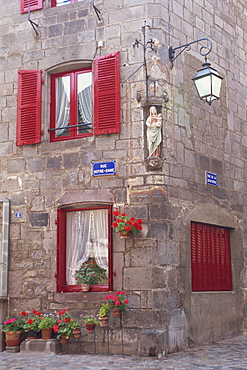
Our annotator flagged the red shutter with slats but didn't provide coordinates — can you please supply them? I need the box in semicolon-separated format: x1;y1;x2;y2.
94;51;120;135
57;208;66;292
17;70;42;146
20;0;43;14
191;222;232;291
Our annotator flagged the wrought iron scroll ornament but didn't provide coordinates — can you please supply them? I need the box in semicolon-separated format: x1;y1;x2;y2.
169;38;213;67
133;21;160;102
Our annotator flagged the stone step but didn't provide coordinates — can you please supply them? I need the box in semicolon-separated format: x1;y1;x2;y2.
20;339;59;354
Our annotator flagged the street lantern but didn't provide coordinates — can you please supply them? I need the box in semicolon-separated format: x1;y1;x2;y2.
192;62;223;105
169;38;223;105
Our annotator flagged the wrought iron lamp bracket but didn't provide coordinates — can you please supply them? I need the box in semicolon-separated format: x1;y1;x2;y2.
28;4;38;35
169;38;213;67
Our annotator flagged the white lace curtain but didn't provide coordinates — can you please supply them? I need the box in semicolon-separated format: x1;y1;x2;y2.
66;209;108;285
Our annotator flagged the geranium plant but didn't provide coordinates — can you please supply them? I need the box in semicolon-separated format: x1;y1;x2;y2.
73;261;106;285
112;209;143;235
53;308;80;339
38;315;56;330
22;310;43;333
105;291;129;312
3;317;25;332
81;312;99;325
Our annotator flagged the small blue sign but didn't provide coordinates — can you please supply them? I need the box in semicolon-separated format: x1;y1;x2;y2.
92;161;116;177
14;212;23;218
205;171;218;187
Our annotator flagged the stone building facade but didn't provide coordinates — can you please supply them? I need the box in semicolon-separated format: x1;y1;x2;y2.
0;0;246;356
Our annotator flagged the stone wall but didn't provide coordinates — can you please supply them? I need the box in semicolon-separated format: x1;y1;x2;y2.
0;0;246;356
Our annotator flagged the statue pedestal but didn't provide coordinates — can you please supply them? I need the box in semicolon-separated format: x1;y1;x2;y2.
145;157;163;170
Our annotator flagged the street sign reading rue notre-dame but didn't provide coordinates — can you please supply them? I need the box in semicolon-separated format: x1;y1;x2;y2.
92;161;116;177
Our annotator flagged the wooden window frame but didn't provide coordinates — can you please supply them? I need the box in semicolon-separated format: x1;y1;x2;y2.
56;205;113;293
50;67;93;143
51;0;81;7
191;222;233;291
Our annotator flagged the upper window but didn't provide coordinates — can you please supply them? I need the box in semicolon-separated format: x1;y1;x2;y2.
50;68;93;142
16;52;121;146
51;0;84;6
191;222;232;291
56;206;112;293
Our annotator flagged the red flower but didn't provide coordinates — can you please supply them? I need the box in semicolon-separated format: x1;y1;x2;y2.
137;219;143;224
27;319;33;324
130;217;135;222
113;209;120;217
124;225;131;231
112;222;118;228
53;324;59;333
32;310;37;314
121;213;127;216
64;318;71;322
57;320;62;323
124;299;129;304
119;291;125;295
21;311;27;316
36;312;42;316
126;221;132;225
137;225;142;230
115;300;121;306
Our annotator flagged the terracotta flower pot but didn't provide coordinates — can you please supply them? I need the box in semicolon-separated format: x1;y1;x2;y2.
26;330;38;339
81;284;90;292
112;309;121;318
72;329;81;338
5;331;22;346
85;323;96;334
120;231;131;239
41;328;53;339
99;317;108;327
60;336;69;344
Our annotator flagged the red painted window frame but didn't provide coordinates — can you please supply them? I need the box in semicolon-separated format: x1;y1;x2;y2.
20;0;43;14
16;70;42;146
51;0;80;7
56;205;113;293
191;222;232;291
50;67;92;142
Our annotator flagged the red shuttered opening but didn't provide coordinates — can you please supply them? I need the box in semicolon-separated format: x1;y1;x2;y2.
191;222;232;291
17;70;42;146
94;51;120;135
20;0;43;13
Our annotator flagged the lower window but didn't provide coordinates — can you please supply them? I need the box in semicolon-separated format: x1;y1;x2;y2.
57;205;112;292
191;222;232;291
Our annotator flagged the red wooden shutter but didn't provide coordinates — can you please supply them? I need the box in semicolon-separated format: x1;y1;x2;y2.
20;0;43;13
94;51;120;135
17;70;42;146
57;209;66;292
191;222;232;291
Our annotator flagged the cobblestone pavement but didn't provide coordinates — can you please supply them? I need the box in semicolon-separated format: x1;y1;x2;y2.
0;334;247;369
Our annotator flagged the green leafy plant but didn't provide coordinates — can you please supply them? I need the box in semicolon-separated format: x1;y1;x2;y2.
105;291;129;311
53;308;80;339
2;317;25;332
73;261;107;285
98;303;111;318
81;312;99;325
38;316;56;330
112;209;143;235
22;310;43;333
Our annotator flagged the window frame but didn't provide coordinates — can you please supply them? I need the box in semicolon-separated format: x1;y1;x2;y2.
191;222;233;292
51;0;81;7
56;205;113;293
50;67;93;142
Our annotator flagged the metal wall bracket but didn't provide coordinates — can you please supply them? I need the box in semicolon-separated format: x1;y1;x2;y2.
28;4;39;35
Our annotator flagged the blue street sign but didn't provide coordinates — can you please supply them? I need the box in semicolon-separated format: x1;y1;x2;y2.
205;171;218;187
92;161;116;177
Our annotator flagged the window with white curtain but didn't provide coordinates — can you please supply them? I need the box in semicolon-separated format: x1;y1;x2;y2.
56;205;112;292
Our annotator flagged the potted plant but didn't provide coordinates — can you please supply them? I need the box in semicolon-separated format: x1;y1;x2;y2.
73;261;107;292
112;208;143;238
69;318;81;338
3;316;25;346
38;316;56;339
81;312;99;334
105;291;129;317
98;303;111;327
53;308;79;343
23;311;42;339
